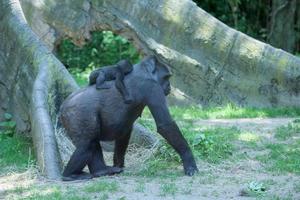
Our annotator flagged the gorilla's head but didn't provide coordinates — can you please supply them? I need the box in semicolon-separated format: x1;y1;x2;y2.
117;59;133;74
140;55;172;96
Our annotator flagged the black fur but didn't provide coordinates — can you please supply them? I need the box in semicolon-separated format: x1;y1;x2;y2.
89;59;133;104
59;56;198;181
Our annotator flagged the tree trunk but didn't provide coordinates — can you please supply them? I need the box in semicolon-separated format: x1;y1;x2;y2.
2;0;300;179
21;0;300;108
0;0;157;180
268;0;297;53
0;0;78;179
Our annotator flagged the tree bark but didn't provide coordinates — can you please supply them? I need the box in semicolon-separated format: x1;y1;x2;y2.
21;0;300;108
2;0;300;179
268;0;297;53
0;0;78;179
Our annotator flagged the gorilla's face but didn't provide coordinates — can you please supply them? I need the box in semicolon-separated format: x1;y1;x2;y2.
156;61;172;96
141;56;172;96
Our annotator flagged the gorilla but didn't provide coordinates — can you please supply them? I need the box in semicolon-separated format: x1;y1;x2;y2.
89;59;133;104
59;56;198;181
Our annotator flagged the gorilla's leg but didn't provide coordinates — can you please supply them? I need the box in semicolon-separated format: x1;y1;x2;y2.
62;141;93;181
113;131;131;168
88;141;123;177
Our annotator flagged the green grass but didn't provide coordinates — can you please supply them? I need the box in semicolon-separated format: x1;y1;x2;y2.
275;119;300;140
159;182;178;196
255;120;300;175
169;105;300;120
84;180;119;193
0;134;35;174
134;181;145;193
7;186;90;200
257;141;300;174
129;123;240;178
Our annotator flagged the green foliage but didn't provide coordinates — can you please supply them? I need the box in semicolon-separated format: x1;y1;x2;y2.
57;31;141;87
57;31;140;72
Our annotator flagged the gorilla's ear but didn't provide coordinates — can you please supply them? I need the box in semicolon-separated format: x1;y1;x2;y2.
143;55;157;74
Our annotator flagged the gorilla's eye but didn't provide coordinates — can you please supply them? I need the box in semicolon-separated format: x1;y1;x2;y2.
164;74;172;80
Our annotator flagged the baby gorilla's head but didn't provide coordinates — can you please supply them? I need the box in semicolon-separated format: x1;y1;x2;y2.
117;59;133;74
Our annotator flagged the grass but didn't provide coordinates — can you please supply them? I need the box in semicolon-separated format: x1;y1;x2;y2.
84;180;119;193
7;186;91;200
159;182;178;196
2;106;300;199
169;105;300;119
257;142;300;175
293;182;300;193
0;134;35;174
255;119;300;175
275;118;300;140
134;181;145;192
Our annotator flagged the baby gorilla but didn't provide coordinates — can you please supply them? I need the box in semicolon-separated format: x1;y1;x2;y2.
89;59;133;104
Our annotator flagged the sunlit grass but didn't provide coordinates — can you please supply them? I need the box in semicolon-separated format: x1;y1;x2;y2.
238;132;260;142
169;105;300;120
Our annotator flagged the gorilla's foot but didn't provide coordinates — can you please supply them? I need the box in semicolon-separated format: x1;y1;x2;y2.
62;171;93;181
92;166;123;177
184;166;199;176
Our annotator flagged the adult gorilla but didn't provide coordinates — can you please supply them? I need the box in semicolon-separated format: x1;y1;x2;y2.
59;56;198;181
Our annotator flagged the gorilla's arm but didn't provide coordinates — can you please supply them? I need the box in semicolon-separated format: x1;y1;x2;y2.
145;83;198;176
115;68;131;102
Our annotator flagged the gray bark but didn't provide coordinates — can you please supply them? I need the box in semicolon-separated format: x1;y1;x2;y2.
0;0;78;179
21;0;300;108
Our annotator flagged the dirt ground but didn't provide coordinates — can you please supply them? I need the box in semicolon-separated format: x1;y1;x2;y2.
1;118;299;200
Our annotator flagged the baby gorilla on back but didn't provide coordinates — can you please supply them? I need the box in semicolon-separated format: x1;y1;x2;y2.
89;59;133;104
